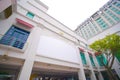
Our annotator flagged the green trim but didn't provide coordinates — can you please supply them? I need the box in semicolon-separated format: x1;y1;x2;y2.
89;55;95;66
80;52;87;65
96;54;107;66
26;12;34;19
115;50;120;62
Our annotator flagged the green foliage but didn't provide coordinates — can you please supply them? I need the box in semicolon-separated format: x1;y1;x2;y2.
89;34;120;80
89;34;120;53
115;50;120;62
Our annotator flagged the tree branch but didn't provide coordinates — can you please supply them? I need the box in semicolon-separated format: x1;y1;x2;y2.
107;55;112;66
109;53;115;68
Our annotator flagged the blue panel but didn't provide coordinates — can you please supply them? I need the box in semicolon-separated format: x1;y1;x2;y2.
0;25;30;49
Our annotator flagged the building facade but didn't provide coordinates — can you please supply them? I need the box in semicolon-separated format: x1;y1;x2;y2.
0;0;120;80
75;0;120;40
75;0;120;80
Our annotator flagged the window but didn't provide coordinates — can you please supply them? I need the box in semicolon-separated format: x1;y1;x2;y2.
80;52;87;65
105;9;120;22
109;6;120;15
102;13;115;25
26;12;34;19
113;2;120;8
96;54;107;66
89;55;95;66
0;25;30;49
92;22;99;32
88;22;96;34
95;17;108;30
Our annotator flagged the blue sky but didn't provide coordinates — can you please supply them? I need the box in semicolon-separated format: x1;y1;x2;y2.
40;0;109;30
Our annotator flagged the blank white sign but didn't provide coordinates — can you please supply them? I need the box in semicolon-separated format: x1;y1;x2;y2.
37;36;79;63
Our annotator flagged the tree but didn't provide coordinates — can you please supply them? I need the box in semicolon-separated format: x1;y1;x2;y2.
89;34;120;80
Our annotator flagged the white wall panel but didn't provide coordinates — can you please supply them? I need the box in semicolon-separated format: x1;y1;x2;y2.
37;36;79;63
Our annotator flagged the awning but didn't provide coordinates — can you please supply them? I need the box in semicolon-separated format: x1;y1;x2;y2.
88;52;92;56
16;18;34;28
95;52;102;56
79;48;84;52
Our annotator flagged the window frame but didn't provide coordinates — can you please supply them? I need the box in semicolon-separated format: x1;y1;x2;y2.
80;52;87;65
0;25;30;49
26;12;35;19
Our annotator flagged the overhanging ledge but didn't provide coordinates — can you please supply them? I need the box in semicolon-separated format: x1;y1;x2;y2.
16;18;34;28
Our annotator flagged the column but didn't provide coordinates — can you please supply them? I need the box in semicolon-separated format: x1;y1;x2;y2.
17;27;41;80
77;47;86;80
84;50;97;80
78;69;86;80
93;55;104;80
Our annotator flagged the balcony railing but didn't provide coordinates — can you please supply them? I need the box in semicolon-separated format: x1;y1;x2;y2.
0;34;28;50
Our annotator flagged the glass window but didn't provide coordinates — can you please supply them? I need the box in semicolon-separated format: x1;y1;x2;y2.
88;22;96;34
109;6;120;15
105;9;120;22
102;13;115;25
113;2;120;8
92;22;99;32
89;55;95;66
0;25;30;49
26;12;34;19
95;17;108;30
96;54;107;66
80;52;87;65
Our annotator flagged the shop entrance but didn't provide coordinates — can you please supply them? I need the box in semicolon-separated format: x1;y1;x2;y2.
30;69;79;80
0;64;20;80
101;71;109;80
84;70;91;80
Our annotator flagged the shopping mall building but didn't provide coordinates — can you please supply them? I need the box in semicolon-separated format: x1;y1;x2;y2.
0;0;120;80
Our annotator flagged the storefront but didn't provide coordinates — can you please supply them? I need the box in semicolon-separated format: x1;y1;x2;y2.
0;64;20;80
84;70;91;80
30;68;79;80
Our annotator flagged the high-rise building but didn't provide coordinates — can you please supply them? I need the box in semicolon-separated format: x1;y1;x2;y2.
0;0;120;80
75;0;120;40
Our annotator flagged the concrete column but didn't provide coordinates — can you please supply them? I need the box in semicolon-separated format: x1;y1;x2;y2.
93;55;104;80
90;71;97;80
78;69;86;80
98;72;104;80
77;47;86;80
17;27;41;80
84;51;97;80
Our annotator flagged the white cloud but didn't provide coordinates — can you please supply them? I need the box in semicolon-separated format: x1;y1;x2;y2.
40;0;109;30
